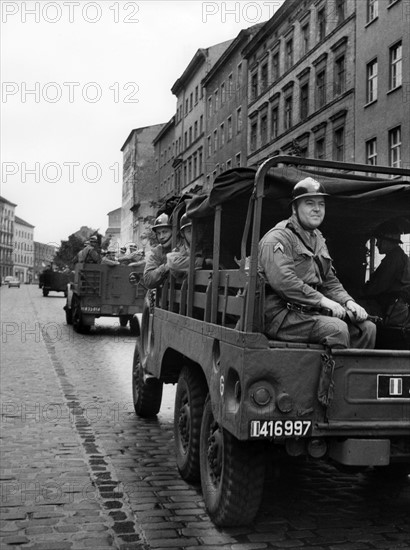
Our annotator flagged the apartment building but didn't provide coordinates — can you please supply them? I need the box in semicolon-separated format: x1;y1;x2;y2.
202;25;263;189
14;216;35;283
33;241;57;282
243;0;356;166
0;196;16;280
171;40;233;195
153;116;176;202
355;0;409;169
120;124;165;247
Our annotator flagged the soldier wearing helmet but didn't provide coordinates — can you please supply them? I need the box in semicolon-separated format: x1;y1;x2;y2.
361;221;410;325
143;213;174;289
77;235;101;264
118;242;144;266
101;246;120;266
258;177;376;349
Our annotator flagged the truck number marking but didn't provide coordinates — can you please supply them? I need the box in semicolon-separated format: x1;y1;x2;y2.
249;419;312;439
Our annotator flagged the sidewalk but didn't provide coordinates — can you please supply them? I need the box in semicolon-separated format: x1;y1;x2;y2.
0;287;147;549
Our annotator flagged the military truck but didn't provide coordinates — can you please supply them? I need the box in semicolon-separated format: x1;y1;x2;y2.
131;157;410;526
39;268;73;297
64;262;145;334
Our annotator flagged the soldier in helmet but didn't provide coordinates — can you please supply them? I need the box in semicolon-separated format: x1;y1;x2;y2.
361;221;410;325
143;213;173;289
118;243;144;265
258;177;376;349
77;235;100;264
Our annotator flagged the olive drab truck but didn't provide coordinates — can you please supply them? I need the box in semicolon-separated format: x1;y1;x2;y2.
131;157;410;527
39;268;74;297
64;262;146;334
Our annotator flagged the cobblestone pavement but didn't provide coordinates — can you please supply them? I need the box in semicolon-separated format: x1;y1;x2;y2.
1;285;410;550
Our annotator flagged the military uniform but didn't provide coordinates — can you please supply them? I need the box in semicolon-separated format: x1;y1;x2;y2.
143;244;172;289
77;245;100;264
259;214;376;348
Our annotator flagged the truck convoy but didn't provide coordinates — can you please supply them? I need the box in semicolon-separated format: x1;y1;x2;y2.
131;157;410;526
39;268;73;297
64;263;145;334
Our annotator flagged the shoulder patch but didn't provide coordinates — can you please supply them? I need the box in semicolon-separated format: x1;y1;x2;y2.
273;242;284;253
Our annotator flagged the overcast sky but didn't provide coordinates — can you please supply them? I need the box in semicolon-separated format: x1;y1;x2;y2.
1;1;284;246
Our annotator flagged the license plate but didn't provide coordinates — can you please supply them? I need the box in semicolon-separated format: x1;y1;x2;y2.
377;374;410;399
249;419;312;439
81;306;101;313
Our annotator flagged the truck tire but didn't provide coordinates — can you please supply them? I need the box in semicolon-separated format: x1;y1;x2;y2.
129;316;139;336
119;315;129;327
72;296;90;334
199;395;266;526
174;366;208;482
43;288;49;297
132;340;163;417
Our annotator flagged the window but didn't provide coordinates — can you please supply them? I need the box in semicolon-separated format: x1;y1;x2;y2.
317;7;326;41
228;73;233;98
389;126;401;168
285;38;293;71
227;116;233;141
315;136;325;159
300;83;309;120
367;0;378;23
195;86;198;104
207;136;211;158
301;23;310;56
365;138;377;165
194;121;198;140
189;127;192;144
284;95;293;130
226;159;232;170
208;97;212;117
199;115;203;134
189;93;193;110
271;106;279;138
185;99;189;115
334;54;346;96
260;112;268;145
366;59;378;103
220;123;225;146
389;41;402;90
316;69;326;109
237;62;243;90
250;120;258;151
336;0;345;24
214;89;218;111
184;131;187;149
272;51;280;81
237;106;242;133
261;62;268;91
235;153;241;167
213;129;218;152
199;148;203;173
251;72;258;100
221;82;225;105
333;126;345;161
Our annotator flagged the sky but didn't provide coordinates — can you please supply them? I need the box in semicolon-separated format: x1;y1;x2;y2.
1;0;284;247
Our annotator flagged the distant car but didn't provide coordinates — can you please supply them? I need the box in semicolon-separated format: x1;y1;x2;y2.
8;278;21;288
3;276;14;284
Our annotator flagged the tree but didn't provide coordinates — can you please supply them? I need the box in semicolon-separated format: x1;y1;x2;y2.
53;228;105;269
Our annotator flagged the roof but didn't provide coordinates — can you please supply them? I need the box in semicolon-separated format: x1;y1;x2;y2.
120;123;166;152
186;163;410;242
0;195;17;207
15;215;35;228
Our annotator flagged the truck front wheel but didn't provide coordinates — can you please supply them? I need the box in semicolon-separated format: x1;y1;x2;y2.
174;366;207;482
72;296;90;334
132;341;163;417
200;396;266;526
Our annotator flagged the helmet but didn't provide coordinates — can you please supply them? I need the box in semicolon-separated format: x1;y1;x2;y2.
84;240;90;247
129;242;137;250
152;213;171;232
89;235;98;243
101;249;108;255
120;246;126;253
375;221;402;243
107;246;117;254
292;177;328;202
179;213;192;233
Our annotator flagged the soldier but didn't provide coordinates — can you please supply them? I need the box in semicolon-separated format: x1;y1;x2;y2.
77;235;100;264
166;214;207;277
362;221;410;325
143;213;173;289
258;177;376;349
118;243;144;265
101;247;120;266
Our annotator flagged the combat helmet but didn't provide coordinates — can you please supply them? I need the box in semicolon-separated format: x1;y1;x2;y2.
292;177;328;202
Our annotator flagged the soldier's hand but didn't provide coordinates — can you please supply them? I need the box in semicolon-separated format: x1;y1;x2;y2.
345;300;368;322
319;297;346;319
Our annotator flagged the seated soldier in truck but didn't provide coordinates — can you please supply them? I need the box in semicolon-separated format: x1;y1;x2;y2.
258;177;376;349
143;214;173;289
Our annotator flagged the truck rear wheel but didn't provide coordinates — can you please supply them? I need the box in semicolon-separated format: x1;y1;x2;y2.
72;296;90;334
43;288;49;297
132;341;163;417
119;315;129;327
174;366;207;482
200;396;266;526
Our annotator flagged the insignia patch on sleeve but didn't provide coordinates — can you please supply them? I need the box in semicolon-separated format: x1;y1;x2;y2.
273;242;284;253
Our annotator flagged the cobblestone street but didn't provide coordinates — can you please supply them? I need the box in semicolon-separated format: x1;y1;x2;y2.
1;285;410;549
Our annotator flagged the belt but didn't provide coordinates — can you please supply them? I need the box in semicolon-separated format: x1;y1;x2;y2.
286;302;325;315
265;283;320;296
